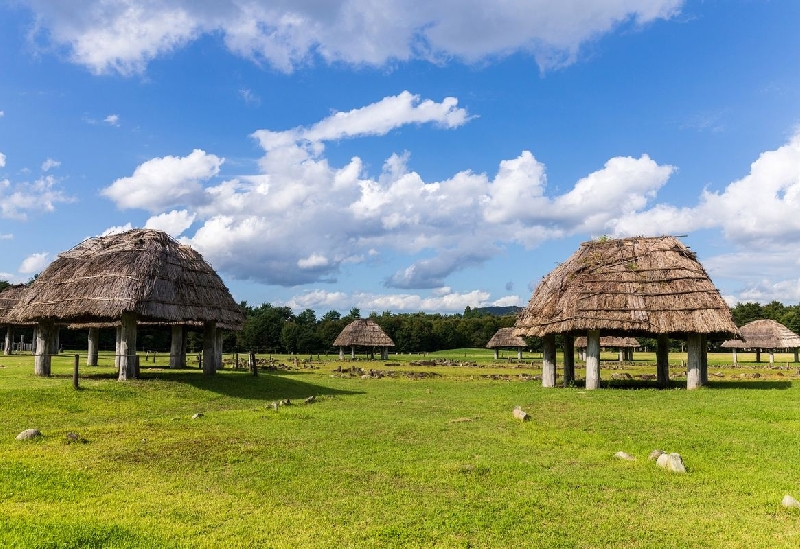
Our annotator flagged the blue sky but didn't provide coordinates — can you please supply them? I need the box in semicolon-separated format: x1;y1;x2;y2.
1;0;799;315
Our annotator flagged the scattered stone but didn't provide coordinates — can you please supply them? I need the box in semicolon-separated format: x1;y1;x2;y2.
513;406;529;421
16;428;42;441
65;432;87;444
712;371;725;378
271;402;279;411
614;451;635;461
782;495;800;508
656;452;686;473
191;413;204;419
280;399;291;406
752;372;761;379
448;417;474;424
611;373;633;380
304;395;316;404
648;449;665;461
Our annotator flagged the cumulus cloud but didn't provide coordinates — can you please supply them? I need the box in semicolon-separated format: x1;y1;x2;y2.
101;149;222;212
104;114;120;126
0;152;5;168
0;175;73;220
145;209;196;236
101;223;133;236
19;252;50;274
41;158;60;171
20;0;684;74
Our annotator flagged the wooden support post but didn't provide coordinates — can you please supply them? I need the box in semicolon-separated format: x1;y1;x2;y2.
170;325;184;369
732;349;738;366
618;349;623;362
73;354;80;390
115;325;121;374
585;330;600;390
494;349;499;360
118;312;137;381
563;334;575;387
769;351;775;365
351;345;355;359
756;349;761;363
795;348;799;363
656;334;669;388
339;347;344;360
687;334;702;389
215;330;223;369
87;327;99;366
542;334;556;388
34;321;53;376
4;325;13;356
249;351;257;376
700;334;708;385
203;321;217;375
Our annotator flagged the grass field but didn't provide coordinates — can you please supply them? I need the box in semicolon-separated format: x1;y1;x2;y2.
2;349;800;548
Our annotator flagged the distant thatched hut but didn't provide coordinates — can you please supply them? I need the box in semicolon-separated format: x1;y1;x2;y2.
515;236;738;390
486;327;526;359
0;284;31;355
9;229;245;379
333;319;394;360
721;319;800;364
574;336;640;362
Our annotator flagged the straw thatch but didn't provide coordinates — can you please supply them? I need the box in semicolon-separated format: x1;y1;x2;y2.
573;336;640;348
515;236;738;339
486;327;527;349
333;319;394;347
0;284;31;325
721;319;800;350
9;229;245;329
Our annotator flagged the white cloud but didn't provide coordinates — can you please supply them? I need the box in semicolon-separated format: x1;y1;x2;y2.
0;152;5;168
101;223;134;236
0;234;12;240
239;89;260;106
21;0;685;74
104;114;120;126
0;175;73;220
101;149;222;212
283;288;513;313
145;209;196;236
19;252;50;274
41;158;60;171
298;254;329;269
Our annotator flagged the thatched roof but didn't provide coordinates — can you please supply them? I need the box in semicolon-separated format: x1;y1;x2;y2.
721;319;800;350
333;319;394;347
515;236;738;340
9;229;245;329
486;327;526;349
573;336;640;348
0;284;31;326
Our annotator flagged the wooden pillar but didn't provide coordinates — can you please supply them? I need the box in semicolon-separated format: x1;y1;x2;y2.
115;325;121;373
381;347;388;360
700;334;708;385
493;348;499;360
4;325;13;355
585;330;600;390
755;349;761;363
769;351;775;365
656;334;669;388
517;348;522;360
203;321;217;375
732;349;738;366
541;334;556;388
618;349;623;362
563;334;575;387
215;330;223;369
794;348;799;363
339;347;344;360
169;325;184;369
118;312;137;381
87;327;99;366
687;333;702;389
350;345;355;359
34;321;53;376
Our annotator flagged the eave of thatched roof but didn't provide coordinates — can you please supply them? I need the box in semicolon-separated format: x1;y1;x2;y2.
333;319;394;347
721;319;800;350
573;336;640;348
8;229;246;329
486;327;526;349
0;284;34;326
514;236;738;340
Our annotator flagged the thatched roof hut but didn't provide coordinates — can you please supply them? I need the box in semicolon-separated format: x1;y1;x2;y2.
721;319;800;350
486;327;526;359
10;229;244;379
333;319;394;359
0;284;32;355
515;236;737;339
515;236;737;390
10;229;244;328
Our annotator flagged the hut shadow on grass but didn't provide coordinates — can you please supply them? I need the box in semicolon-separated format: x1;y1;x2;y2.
588;378;793;390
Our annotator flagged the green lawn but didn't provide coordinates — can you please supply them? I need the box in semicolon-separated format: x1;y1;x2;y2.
2;351;800;548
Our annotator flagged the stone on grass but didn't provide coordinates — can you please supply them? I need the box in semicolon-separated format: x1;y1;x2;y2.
65;432;87;444
656;452;686;473
614;451;635;461
16;428;42;441
191;413;204;419
304;395;316;404
513;406;529;421
782;495;800;508
648;449;665;461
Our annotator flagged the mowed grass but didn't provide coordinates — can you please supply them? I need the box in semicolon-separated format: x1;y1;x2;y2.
2;351;800;548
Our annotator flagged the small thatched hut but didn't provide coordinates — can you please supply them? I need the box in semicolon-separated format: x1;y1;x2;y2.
486;327;526;359
574;336;640;362
721;319;800;364
0;284;31;355
515;236;738;390
333;319;394;360
9;229;245;379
